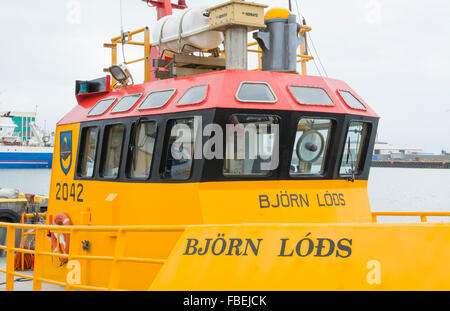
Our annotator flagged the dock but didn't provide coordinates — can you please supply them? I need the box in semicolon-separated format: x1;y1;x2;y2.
372;160;450;169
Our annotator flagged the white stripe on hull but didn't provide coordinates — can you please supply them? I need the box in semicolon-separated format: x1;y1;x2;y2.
0;145;53;153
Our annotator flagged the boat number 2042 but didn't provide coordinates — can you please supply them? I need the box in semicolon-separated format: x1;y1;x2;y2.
55;183;84;202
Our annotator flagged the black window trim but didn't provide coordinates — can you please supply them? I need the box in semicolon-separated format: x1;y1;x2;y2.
235;81;278;104
110;93;143;114
125;118;159;181
76;126;100;179
338;120;372;178
99;122;127;180
287;85;335;107
73;110;377;183
138;88;177;111
222;113;281;178
160;116;197;181
87;97;117;117
289;116;337;179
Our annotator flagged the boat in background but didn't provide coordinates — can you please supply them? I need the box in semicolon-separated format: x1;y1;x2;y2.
0;112;53;169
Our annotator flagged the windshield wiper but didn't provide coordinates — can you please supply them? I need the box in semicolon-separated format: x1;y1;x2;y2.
346;137;356;182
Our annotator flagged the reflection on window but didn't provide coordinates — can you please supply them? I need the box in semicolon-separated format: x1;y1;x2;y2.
129;121;157;179
138;89;176;110
88;98;116;116
111;94;142;113
162;118;195;180
289;86;334;106
102;125;125;178
78;127;98;177
223;115;279;176
236;82;277;103
339;91;366;110
340;122;369;175
177;85;207;106
290;118;332;176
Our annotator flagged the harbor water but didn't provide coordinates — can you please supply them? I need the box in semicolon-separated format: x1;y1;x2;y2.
0;167;449;221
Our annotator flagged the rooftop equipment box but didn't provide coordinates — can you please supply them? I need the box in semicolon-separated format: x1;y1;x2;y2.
208;0;267;31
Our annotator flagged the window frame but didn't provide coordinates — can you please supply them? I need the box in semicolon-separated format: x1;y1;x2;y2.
138;88;177;111
176;85;209;106
288;85;335;107
338;121;372;178
289;117;336;178
125;118;158;180
337;90;367;111
235;81;278;104
160;117;197;181
76;126;100;179
99;123;127;180
87;98;117;117
110;93;143;114
222;113;281;178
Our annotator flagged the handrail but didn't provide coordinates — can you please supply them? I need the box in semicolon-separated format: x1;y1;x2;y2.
0;222;186;291
0;223;187;231
104;27;152;86
372;211;450;223
104;25;315;85
3;218;449;290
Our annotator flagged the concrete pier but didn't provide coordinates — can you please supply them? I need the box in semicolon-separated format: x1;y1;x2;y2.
372;160;450;169
0;256;65;291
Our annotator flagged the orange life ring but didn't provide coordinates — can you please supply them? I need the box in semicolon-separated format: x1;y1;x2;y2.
50;212;72;264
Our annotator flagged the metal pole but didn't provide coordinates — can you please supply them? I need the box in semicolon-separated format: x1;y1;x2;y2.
144;27;151;82
225;27;248;70
6;226;15;291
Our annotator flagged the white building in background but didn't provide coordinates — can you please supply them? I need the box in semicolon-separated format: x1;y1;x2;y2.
373;142;423;155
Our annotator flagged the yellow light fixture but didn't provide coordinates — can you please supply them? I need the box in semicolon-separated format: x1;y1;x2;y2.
264;7;291;20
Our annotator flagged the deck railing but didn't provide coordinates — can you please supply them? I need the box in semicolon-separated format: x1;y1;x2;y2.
2;212;450;290
0;222;186;291
103;24;315;87
371;211;450;223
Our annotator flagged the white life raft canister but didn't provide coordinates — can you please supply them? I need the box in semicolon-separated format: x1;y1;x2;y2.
150;6;224;53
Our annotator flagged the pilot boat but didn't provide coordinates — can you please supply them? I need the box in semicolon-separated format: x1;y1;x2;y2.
0;0;449;291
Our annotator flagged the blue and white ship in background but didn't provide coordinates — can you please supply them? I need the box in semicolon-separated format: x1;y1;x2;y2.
0;111;53;169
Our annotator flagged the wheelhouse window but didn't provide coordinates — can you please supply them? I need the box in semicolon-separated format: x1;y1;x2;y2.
87;98;116;116
101;124;125;178
128;121;157;179
162;118;195;180
236;82;277;103
289;86;334;106
223;115;280;176
110;94;142;113
338;91;366;110
77;127;99;178
290;118;332;176
138;89;176;110
340;122;370;176
177;85;208;106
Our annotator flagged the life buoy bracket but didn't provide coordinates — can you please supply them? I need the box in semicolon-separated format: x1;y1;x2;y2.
49;212;72;264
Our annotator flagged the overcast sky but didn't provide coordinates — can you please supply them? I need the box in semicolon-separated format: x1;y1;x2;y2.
0;0;449;153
